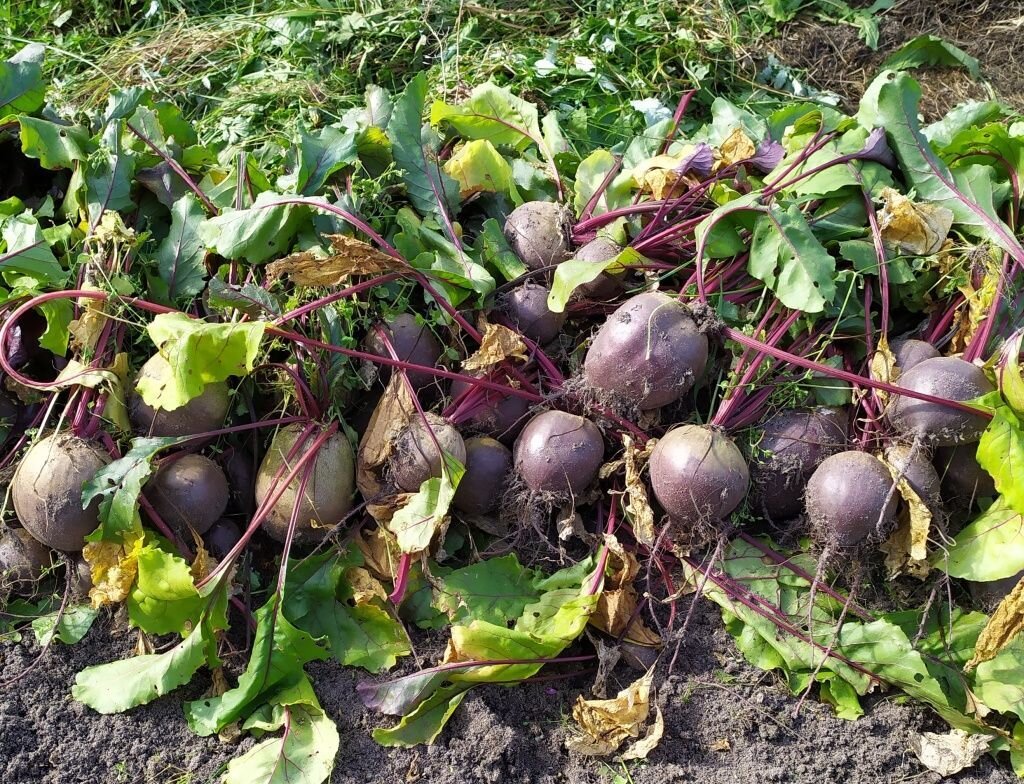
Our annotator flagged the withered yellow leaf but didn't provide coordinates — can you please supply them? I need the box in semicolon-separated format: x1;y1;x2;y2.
622;435;656;546
718;127;756;167
878;188;954;256
879;450;932;579
356;374;416;500
346;565;390;604
868;334;898;406
567;670;662;759
590;588;662;647
83;529;145;608
462;322;527;372
967;575;1024;670
267;235;405;287
356;527;400;580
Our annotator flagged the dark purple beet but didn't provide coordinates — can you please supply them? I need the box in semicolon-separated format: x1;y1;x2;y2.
649;425;749;526
887;357;994;446
805;451;898;547
220;445;256;517
884;443;942;516
513;410;604;497
204;519;243;560
450;375;530;442
570;237;624;300
6;310;45;369
453;437;512;516
751;407;848;520
0;527;52;594
503;201;570;270
363;313;444;390
391;413;467;492
500;282;566;345
147;454;229;536
934;443;996;505
891;338;940;372
583;291;708;410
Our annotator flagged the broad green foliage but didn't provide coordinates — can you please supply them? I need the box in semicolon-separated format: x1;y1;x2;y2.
431;83;542;153
199;191;309;264
387;452;465;553
155;194;208;302
749;204;836;313
127;545;204;636
945;499;1024;582
32;605;100;646
136;312;265;411
978;403;1024;515
278;127;358;196
0;45;45;116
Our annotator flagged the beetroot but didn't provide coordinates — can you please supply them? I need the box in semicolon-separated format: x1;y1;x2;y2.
130;354;231;437
887;356;994;446
891;338;940;372
391;413;467;492
805;451;898;547
450;375;530;442
501;282;566;345
255;424;356;545
513;410;604;497
751;408;848;520
453;437;512;516
503;201;570;269
583;292;708;410
12;434;110;551
0;528;52;595
147;454;229;537
204;519;242;560
363;313;443;390
934;443;996;505
220;445;256;517
649;425;749;526
570;237;624;300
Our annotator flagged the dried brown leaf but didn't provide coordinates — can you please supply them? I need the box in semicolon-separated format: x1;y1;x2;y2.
878;188;954;256
718;127;757;167
347;566;390;605
356;374;416;501
622;435;656;546
462;322;527;372
879;452;933;579
356;527;401;581
69;286;108;354
967;575;1024;670
267;235;405;287
709;737;731;753
590;588;662;647
910;729;992;776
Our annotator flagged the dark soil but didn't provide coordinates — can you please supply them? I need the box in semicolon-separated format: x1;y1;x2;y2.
1;600;1016;784
769;0;1024;118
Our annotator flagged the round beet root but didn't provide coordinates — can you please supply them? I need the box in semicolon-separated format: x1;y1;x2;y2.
0;528;52;594
221;445;256;517
934;443;996;504
884;443;942;516
501;282;566;345
363;313;443;390
204;519;242;560
513;410;604;497
503;201;570;270
391;414;467;492
583;292;708;411
450;376;530;442
130;354;230;437
255;424;356;545
453;437;512;516
570;237;624;300
649;425;749;527
13;434;110;551
147;454;229;537
887;357;994;446
805;451;898;548
71;556;93;598
891;338;940;372
751;408;848;520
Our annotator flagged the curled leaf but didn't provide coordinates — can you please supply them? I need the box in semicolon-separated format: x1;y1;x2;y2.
878;187;954;256
83;529;145;608
567;669;662;759
267;234;405;287
910;728;993;776
717;127;757;167
967;575;1024;670
622;435;655;547
868;334;898;407
879;450;933;579
356;374;416;500
461;322;527;372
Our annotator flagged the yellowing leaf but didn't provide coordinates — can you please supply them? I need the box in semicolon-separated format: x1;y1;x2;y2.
567;670;662;759
462;321;527;372
386;453;465;554
346;566;390;605
718;127;756;167
880;451;933;579
878;187;954;256
267;234;406;287
590;588;661;647
443;139;518;201
869;334;898;406
83;529;144;608
967;575;1024;670
355;527;400;580
69;286;107;354
631;150;700;200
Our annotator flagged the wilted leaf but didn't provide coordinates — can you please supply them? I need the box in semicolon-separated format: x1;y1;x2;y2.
877;187;954;256
356;375;416;500
868;334;897;406
267;235;405;287
136;313;265;411
718;127;757;167
567;670;662;759
462;322;526;372
967;577;1024;670
82;530;145;608
207;278;282;319
356;527;400;581
622;435;656;546
882;35;980;78
68;286;107;354
910;729;992;776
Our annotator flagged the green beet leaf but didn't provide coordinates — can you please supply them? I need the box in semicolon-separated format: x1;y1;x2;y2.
0;44;45;117
127;544;204;636
430;82;541;153
387;452;464;554
372;684;469;748
198;190;309;264
942;497;1024;582
548;247;639;314
977;404;1024;515
475;218;527;282
136;312;265;411
278;126;358;196
155;194;208;302
17;116;90;170
748;203;836;313
0;212;67;287
881;35;980;78
572;149;633;217
32;605;100;646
